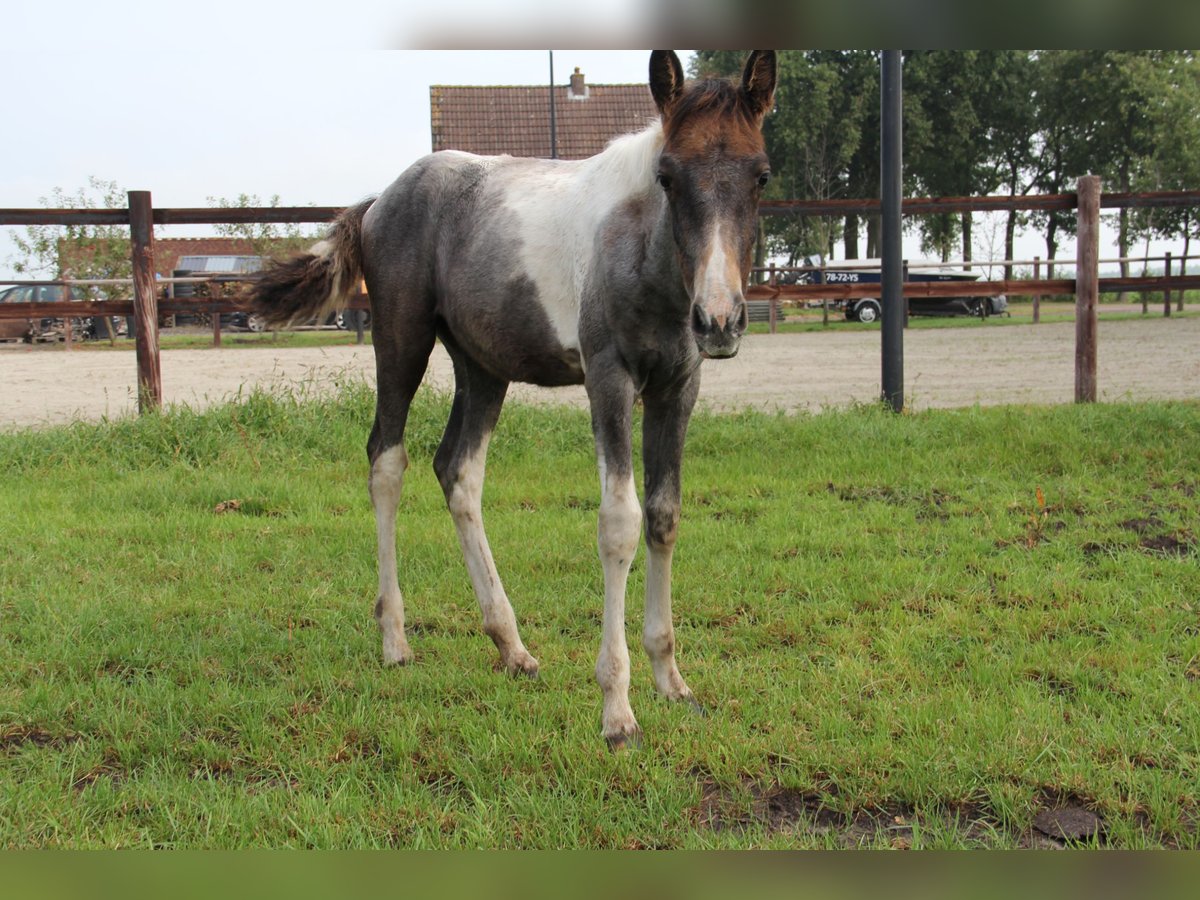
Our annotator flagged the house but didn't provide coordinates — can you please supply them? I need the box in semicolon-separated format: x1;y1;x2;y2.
430;68;658;160
58;237;260;282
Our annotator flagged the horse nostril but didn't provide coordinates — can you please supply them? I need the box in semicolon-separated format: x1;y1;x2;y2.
691;304;711;335
734;300;749;333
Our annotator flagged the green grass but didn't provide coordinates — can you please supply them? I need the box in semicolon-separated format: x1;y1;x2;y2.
1;387;1198;848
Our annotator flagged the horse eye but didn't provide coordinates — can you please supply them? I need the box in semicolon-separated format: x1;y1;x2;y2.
757;171;771;189
657;173;672;191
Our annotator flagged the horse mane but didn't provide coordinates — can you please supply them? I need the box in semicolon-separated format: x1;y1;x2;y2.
665;79;758;132
580;118;665;197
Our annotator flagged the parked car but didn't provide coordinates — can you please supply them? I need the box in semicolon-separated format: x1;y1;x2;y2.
0;285;72;341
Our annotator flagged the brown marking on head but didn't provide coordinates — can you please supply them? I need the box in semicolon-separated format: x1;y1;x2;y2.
647;51;776;359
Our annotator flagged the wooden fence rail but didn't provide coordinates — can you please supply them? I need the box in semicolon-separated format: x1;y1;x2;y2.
1;186;1197;413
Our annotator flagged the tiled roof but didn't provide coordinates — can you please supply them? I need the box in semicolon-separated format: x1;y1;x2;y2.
430;83;659;160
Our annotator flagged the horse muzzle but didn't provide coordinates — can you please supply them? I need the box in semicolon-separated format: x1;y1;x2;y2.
691;298;748;359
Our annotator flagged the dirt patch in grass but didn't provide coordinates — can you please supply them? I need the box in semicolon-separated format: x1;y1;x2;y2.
695;776;945;848
693;776;1190;849
1;723;82;752
71;748;125;792
1117;514;1195;556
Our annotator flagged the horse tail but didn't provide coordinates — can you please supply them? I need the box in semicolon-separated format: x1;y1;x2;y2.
250;198;375;328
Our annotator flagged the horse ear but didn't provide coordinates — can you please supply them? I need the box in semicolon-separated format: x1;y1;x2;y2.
741;50;777;120
649;50;685;116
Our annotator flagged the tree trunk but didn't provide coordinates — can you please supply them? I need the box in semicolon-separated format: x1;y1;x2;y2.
1182;214;1191;313
962;212;973;271
1183;213;1191;279
843;215;859;259
1046;218;1058;281
1004;209;1017;281
866;215;880;259
1117;163;1131;302
754;219;766;282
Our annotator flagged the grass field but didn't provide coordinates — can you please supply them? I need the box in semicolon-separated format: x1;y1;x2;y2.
1;386;1197;848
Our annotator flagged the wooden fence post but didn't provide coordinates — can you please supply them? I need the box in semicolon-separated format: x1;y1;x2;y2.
1164;251;1172;318
1075;175;1100;403
1033;256;1041;324
129;191;162;413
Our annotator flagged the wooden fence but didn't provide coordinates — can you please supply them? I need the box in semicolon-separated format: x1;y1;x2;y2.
1;184;1198;411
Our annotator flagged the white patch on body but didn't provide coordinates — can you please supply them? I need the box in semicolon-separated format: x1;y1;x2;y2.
495;123;665;354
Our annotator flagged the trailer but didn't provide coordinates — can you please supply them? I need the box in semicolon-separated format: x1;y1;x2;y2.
799;259;1008;323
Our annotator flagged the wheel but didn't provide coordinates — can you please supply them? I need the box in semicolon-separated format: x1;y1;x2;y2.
856;300;880;324
973;298;988;318
246;313;267;333
335;312;347;330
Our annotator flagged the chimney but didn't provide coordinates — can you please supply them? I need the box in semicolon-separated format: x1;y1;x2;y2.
569;67;588;100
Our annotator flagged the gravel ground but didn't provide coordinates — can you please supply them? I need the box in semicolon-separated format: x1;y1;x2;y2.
2;316;1197;430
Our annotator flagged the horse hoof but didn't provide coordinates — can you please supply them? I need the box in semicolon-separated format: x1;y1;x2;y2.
605;727;643;752
684;695;708;718
515;662;540;680
382;645;414;666
496;654;540;679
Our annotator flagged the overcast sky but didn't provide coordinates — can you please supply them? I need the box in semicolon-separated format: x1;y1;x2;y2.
2;5;1182;279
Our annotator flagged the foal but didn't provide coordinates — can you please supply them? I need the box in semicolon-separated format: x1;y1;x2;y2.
252;50;776;748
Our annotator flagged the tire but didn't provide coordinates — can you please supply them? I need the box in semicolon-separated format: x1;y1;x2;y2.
246;313;267;333
856;300;880;324
973;299;988;318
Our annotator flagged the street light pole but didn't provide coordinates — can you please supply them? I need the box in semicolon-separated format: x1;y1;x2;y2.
880;50;904;413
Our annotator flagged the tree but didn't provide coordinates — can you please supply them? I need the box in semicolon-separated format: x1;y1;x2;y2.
10;177;133;299
691;50;877;265
1124;53;1200;278
905;51;1014;265
979;51;1040;279
205;193;323;259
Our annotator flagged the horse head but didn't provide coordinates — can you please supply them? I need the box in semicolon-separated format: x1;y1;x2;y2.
650;50;776;359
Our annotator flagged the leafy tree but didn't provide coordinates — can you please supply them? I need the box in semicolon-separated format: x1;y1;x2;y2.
10;177;132;299
979;51;1040;279
1027;51;1093;278
1125;53;1200;278
691;50;877;265
905;51;1016;265
205;193;323;260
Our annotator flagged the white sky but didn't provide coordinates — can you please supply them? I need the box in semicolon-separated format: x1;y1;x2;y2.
1;5;1184;279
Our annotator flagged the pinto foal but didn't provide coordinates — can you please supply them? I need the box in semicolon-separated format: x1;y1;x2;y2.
252;50;776;748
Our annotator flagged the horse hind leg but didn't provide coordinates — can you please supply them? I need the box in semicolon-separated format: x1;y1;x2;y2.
434;350;538;677
368;319;435;666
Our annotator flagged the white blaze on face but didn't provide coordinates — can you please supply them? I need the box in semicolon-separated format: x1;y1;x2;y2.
690;223;743;327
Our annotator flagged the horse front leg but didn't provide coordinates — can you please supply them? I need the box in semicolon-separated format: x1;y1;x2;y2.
588;370;642;749
435;352;538;677
642;376;702;711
